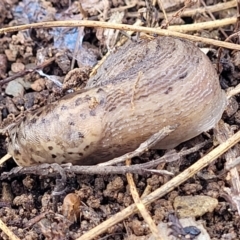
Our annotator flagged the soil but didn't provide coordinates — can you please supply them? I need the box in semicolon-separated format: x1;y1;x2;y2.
0;0;239;239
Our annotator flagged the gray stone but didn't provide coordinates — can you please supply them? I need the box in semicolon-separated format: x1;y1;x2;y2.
5;80;25;97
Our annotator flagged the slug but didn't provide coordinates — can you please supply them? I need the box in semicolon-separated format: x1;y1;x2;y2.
6;37;226;166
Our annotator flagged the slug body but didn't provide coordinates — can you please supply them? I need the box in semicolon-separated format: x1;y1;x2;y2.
6;37;226;166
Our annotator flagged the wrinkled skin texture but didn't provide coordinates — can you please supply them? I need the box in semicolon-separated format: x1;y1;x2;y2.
6;37;226;166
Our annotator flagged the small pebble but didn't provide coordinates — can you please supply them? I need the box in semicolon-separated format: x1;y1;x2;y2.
16;77;32;90
6;97;20;115
174;195;218;218
11;62;25;73
5;49;17;61
225;97;238;117
5;80;25;97
31;78;45;92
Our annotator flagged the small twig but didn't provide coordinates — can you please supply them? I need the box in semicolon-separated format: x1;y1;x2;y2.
0;20;240;50
24;212;48;229
110;3;136;14
0;156;177;179
157;0;168;23
98;125;178;166
0;57;55;86
0;141;208;179
76;129;240;240
162;0;198;28
126;159;163;239
0;163;67;180
71;28;84;70
200;0;228;39
143;169;174;176
79;3;88;19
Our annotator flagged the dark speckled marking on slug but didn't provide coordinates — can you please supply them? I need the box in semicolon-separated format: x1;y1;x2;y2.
30;118;37;124
164;87;173;94
96;88;104;93
84;145;89;151
80;113;86;119
78;132;84;138
90;110;96;116
61;105;68;110
108;106;116;112
35;111;43;117
99;99;105;105
29;158;35;164
179;72;188;79
75;97;83;106
14;149;20;155
84;95;91;101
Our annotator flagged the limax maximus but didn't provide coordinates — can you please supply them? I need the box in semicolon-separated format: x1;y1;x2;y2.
6;37;226;166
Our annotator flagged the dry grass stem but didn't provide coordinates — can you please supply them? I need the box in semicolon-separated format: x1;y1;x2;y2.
127;0;236;18
126;159;162;240
168;17;236;32
0;20;239;50
169;0;236;17
0;218;21;240
0;153;12;165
